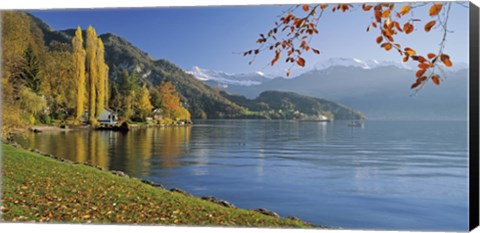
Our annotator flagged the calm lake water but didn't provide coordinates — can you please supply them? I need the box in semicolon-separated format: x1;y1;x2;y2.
15;120;469;231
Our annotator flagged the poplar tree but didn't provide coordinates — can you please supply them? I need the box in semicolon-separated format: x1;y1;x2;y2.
95;38;108;117
86;26;97;123
72;27;86;121
104;65;109;107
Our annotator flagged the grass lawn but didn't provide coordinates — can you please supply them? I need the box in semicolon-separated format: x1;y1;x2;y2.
1;144;313;227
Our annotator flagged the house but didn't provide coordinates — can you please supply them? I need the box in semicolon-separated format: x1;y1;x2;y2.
152;108;164;120
82;108;118;125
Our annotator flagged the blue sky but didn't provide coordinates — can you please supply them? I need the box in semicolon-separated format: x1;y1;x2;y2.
29;3;469;74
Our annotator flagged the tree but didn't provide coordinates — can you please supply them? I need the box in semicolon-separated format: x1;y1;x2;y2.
2;12;46;138
136;84;154;120
116;69;141;120
18;45;41;93
108;82;123;114
86;26;98;123
150;88;163;109
119;69;139;95
18;87;47;124
95;38;108;118
245;2;462;91
158;81;182;119
173;107;191;123
42;48;75;120
158;81;191;122
123;92;135;120
72;27;86;121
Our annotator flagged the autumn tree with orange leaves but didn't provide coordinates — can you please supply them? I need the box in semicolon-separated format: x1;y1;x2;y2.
158;81;191;123
245;2;464;91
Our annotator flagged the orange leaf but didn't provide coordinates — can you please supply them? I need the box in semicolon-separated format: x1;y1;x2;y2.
302;5;310;12
418;63;431;69
416;69;426;78
381;9;391;18
440;54;453;67
403;56;409;62
424;20;436;32
404;47;416;55
429;4;443;17
427;53;436;59
403;22;414;34
386;35;394;42
297;57;306;67
400;5;410;15
394;21;403;32
381;42;393;51
411;81;422;89
375;10;381;22
362;4;373;11
376;36;383;44
320;4;328;10
417;56;427;63
312;48;320;54
286;70;291;77
271;52;281;66
431;75;440;85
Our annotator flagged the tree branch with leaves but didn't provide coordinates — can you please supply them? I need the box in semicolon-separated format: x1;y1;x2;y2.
245;2;459;91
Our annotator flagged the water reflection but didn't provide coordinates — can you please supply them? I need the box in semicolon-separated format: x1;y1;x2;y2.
15;126;192;178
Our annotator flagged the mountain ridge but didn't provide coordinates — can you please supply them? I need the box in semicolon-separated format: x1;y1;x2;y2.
190;62;468;120
24;12;367;120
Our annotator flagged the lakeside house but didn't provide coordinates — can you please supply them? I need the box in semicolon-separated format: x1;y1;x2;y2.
82;108;118;125
152;108;163;120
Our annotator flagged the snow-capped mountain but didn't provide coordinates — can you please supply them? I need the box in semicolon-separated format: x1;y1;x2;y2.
187;58;467;86
186;66;276;88
187;57;469;120
311;57;469;72
312;57;415;71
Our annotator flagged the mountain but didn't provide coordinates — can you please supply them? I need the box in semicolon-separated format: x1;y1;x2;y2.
221;90;367;120
31;22;245;119
25;12;367;120
195;58;468;120
186;66;276;89
311;57;415;71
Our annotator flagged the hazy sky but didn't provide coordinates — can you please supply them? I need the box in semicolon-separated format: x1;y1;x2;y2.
29;3;470;74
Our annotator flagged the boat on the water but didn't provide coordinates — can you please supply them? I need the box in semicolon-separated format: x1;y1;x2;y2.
347;120;364;128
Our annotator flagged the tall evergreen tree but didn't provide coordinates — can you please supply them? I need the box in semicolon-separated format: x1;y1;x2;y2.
72;27;86;121
18;45;41;93
86;26;98;123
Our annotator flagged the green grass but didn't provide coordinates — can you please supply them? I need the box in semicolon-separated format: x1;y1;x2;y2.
1;144;313;227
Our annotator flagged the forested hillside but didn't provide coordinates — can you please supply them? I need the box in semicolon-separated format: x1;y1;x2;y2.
221;91;367;120
1;11;367;139
1;11;191;138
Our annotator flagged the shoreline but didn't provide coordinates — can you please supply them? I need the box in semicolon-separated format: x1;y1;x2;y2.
2;140;324;228
18;122;191;134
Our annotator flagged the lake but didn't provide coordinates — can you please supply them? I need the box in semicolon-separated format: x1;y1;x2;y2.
14;120;469;231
